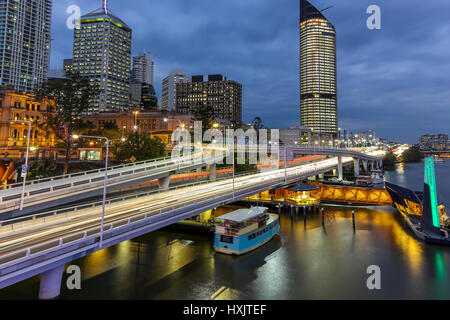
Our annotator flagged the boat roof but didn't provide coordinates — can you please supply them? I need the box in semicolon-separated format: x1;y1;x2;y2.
219;207;268;223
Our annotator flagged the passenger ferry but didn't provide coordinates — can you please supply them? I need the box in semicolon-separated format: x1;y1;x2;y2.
213;206;280;255
385;158;450;245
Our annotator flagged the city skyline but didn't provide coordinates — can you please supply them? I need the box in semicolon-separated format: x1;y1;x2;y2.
48;0;450;142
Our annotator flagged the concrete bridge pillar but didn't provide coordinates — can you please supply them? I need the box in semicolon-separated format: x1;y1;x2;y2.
379;159;383;169
371;161;374;171
353;158;360;176
209;164;217;182
338;156;343;180
39;265;65;300
158;175;171;191
362;160;368;173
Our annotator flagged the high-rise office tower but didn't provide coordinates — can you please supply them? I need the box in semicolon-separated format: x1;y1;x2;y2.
0;0;52;93
161;69;190;111
129;51;157;110
176;74;242;127
72;1;132;113
300;0;337;137
131;51;154;85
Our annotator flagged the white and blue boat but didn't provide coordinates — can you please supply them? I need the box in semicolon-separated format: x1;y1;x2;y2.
213;206;280;255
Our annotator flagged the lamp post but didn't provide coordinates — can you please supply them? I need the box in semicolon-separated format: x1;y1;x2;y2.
133;110;140;132
10;120;31;211
73;134;110;248
232;150;235;201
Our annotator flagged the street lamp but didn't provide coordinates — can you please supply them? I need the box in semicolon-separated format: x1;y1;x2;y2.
133;110;140;131
73;134;110;248
9;120;31;211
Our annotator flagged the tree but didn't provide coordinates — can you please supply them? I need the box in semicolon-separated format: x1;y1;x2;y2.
35;71;100;174
401;148;422;163
193;104;214;130
113;132;166;162
383;152;397;170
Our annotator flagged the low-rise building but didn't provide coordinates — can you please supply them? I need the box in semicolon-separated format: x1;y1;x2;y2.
81;110;194;151
279;127;311;146
0;87;56;158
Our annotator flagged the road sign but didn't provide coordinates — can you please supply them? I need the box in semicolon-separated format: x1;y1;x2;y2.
130;156;136;163
21;164;27;178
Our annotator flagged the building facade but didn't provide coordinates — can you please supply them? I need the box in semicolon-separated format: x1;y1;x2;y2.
419;134;449;151
176;74;242;127
0;0;52;93
161;69;191;111
279;127;311;146
300;0;338;137
0;87;55;153
129;52;157;110
131;51;154;85
72;4;132;113
63;59;73;74
81;110;193;151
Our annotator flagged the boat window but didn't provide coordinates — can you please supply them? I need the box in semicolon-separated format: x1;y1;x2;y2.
220;235;233;244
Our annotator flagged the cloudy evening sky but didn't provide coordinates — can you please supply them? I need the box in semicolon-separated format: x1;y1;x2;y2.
49;0;450;143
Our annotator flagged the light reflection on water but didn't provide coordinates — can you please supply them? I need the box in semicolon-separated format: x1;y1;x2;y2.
0;162;449;299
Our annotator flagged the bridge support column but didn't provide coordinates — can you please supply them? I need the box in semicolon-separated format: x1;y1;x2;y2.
209;164;216;182
39;265;65;300
158;175;171;191
353;158;360;176
379;159;383;169
371;161;374;171
362;160;368;173
338;156;343;180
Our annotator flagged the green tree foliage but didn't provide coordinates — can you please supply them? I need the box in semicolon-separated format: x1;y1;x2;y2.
193;104;214;130
35;71;100;174
401;148;422;163
113;132;166;162
28;160;58;180
383;152;397;170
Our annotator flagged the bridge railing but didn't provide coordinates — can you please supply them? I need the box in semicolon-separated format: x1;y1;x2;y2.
0;157;247;229
0;153;224;206
3;154;176;190
0;156;345;271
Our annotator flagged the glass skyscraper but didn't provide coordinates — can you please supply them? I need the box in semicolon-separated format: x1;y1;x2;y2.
300;0;337;137
72;2;132;113
0;0;52;93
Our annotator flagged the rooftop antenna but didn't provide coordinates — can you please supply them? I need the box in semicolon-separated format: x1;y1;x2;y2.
102;0;108;14
320;5;334;12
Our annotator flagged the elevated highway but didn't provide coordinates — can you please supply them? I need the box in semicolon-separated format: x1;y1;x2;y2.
0;152;224;218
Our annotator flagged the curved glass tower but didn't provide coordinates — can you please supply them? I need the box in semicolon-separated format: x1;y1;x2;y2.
300;0;337;137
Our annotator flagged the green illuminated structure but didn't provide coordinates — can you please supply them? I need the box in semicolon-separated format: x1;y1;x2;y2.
424;157;440;228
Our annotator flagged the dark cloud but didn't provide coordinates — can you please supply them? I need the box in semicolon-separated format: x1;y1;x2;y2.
50;0;450;143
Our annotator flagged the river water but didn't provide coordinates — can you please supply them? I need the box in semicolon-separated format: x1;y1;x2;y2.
0;160;449;300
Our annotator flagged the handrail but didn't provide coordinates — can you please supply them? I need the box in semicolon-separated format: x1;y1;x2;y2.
0;153;224;203
3;151;211;189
